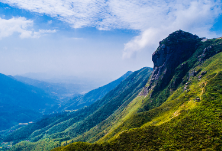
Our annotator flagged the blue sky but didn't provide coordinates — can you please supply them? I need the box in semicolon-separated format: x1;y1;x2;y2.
0;0;221;85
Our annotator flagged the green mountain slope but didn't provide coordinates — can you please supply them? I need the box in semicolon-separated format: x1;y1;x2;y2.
51;31;222;151
0;73;58;131
59;71;132;112
4;68;152;151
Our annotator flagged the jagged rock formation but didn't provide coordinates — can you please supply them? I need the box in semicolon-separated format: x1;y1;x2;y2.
141;30;200;96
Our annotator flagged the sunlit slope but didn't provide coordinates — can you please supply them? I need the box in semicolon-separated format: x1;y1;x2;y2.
52;32;222;150
6;67;152;151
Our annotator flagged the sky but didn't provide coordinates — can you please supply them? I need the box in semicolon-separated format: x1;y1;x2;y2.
0;0;222;85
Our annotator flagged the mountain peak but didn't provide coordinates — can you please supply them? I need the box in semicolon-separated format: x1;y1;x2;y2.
141;30;201;96
153;30;200;67
159;30;199;44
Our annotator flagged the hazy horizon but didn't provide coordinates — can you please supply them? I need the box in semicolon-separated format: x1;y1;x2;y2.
13;70;136;88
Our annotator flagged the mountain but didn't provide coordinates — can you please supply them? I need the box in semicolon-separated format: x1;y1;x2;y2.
58;71;133;112
3;30;222;151
13;75;85;99
0;73;58;131
13;72;132;101
18;72;117;92
50;30;222;151
3;67;152;150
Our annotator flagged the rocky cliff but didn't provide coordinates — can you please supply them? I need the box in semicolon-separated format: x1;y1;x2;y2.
141;30;201;96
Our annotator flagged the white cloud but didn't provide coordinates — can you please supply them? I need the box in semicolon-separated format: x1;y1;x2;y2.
0;17;32;39
123;28;162;59
0;17;56;39
1;0;222;57
121;0;222;58
48;20;52;24
32;29;57;38
1;0;106;28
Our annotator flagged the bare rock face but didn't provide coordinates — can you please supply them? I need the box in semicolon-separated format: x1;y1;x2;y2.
141;30;200;96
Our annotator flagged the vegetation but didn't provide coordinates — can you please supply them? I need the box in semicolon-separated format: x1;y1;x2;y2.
51;32;222;150
4;68;152;150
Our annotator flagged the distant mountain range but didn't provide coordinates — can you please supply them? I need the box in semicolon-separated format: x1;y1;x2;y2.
58;71;133;112
13;76;88;99
0;70;131;134
0;73;58;131
18;72;117;91
3;67;152;148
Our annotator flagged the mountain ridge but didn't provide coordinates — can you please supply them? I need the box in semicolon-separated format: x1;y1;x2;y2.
51;30;222;151
12;75;83;99
58;71;133;112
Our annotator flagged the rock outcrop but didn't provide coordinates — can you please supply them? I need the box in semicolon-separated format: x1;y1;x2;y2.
198;42;222;63
141;30;200;96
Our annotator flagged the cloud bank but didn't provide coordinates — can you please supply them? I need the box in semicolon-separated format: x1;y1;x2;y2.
1;0;221;57
0;17;56;39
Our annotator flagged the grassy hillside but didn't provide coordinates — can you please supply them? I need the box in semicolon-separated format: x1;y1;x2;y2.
4;68;152;151
51;32;222;150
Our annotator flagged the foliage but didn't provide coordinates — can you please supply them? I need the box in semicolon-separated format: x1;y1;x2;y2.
5;68;152;151
52;46;222;151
